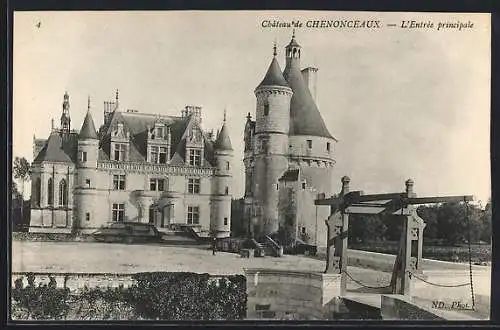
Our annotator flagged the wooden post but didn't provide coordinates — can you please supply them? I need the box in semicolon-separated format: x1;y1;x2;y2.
401;178;415;296
339;176;350;295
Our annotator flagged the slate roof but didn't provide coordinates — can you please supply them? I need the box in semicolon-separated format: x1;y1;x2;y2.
283;56;334;139
256;57;290;89
79;111;98;140
214;122;233;151
33;131;78;164
99;111;217;166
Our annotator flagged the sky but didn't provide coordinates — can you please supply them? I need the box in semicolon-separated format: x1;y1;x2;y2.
13;11;491;204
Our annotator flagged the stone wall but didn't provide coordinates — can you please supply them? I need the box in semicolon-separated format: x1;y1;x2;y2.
244;268;341;320
11;272;136;292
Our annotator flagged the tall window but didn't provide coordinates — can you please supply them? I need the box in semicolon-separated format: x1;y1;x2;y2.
225;187;229;195
188;178;200;194
79;151;87;162
261;138;269;154
113;143;127;161
113;174;126;190
226;161;230;170
326;142;331;152
47;178;53;206
58;179;68;206
264;101;269;116
224;217;228;226
112;203;125;222
187;206;199;224
34;178;41;206
307;140;312;149
188;149;202;166
150;146;168;164
150;178;166;191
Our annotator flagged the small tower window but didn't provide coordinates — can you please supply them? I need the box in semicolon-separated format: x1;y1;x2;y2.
80;151;87;162
226;161;230;171
264;101;269;116
47;178;53;206
326;142;331;152
225;187;229;195
34;178;41;207
307;140;312;149
58;179;68;206
224;217;228;226
85;179;91;187
86;212;90;221
302;182;306;190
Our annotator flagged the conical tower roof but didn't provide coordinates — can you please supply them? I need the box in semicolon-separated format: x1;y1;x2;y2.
79;110;98;140
256;44;290;90
214;112;233;151
283;38;333;139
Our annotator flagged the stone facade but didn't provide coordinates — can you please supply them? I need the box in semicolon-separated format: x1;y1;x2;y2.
29;92;233;237
243;34;336;246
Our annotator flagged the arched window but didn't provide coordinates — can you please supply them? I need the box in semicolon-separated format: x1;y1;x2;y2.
47;178;53;206
59;179;68;206
34;178;41;206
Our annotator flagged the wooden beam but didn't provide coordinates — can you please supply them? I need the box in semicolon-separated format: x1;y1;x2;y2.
346;192;408;204
405;195;474;205
314;198;344;206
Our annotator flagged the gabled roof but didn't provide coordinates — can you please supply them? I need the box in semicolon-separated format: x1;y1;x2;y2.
214;122;232;151
79;110;98;140
256;57;290;89
33;131;77;164
283;59;334;139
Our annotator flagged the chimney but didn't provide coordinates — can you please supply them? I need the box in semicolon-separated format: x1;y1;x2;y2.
301;67;319;104
183;105;202;123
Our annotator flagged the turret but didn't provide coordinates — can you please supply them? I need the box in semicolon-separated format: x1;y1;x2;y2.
60;91;71;132
252;42;294;237
211;110;233;238
77;97;99;183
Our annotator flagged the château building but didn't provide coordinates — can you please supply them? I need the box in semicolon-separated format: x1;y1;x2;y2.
244;32;336;248
29;91;233;237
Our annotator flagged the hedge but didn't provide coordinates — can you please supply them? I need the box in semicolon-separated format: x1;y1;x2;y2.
11;272;247;320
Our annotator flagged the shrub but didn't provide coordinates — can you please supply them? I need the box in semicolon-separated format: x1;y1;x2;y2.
11;272;247;321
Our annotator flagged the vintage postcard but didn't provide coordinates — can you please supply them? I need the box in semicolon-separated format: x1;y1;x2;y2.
10;10;491;321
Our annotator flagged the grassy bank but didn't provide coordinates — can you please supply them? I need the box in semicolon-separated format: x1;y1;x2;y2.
349;241;491;264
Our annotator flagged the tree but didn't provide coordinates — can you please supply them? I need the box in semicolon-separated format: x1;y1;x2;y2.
13;156;31;200
349;214;387;243
13;157;31;227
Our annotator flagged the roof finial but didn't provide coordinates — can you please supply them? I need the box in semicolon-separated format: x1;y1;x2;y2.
223;108;227;123
115;89;119;102
273;38;277;57
87;95;91;111
292;28;296;39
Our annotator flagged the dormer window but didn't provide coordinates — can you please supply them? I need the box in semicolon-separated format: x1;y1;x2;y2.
150;146;167;164
188;149;202;166
155;127;164;139
113;143;128;161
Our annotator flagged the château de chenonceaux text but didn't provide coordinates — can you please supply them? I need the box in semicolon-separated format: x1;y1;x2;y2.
261;19;474;31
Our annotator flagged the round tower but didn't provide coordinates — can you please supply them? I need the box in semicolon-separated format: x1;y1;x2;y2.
211;111;233;238
74;97;100;233
253;43;293;237
283;31;337;196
